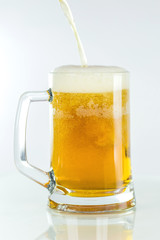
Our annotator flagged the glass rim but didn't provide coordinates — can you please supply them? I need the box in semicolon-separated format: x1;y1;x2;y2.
49;65;129;74
49;71;129;74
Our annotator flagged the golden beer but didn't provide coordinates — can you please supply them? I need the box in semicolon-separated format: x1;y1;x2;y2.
50;86;131;197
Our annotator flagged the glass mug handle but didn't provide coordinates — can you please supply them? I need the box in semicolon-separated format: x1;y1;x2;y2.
14;89;55;193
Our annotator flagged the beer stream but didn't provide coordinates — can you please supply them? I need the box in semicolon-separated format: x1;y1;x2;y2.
59;0;88;67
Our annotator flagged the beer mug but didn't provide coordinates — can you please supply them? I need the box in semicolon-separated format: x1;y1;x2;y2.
14;66;136;213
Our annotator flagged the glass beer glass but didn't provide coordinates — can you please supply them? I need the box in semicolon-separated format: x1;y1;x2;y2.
14;66;136;213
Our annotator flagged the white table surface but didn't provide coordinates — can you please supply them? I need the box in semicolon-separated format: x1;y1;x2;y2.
0;173;160;240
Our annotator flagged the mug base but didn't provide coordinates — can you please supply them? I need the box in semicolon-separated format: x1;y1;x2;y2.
48;182;136;213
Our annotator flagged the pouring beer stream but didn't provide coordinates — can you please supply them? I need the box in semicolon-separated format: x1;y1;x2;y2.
59;0;88;67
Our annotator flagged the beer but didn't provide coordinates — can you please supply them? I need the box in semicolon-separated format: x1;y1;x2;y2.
58;0;87;67
50;66;131;197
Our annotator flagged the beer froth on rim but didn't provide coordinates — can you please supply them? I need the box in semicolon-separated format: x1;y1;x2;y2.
49;65;129;93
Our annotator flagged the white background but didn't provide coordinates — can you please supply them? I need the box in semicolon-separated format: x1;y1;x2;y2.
0;0;160;176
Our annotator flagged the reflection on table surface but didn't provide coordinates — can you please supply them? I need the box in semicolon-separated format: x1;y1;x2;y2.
36;208;135;240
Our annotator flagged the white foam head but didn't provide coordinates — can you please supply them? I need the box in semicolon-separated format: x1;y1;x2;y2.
49;65;129;93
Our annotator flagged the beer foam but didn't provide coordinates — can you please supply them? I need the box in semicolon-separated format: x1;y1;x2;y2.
49;65;129;93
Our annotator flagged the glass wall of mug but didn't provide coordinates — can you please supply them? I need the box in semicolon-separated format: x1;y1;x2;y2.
48;66;135;212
